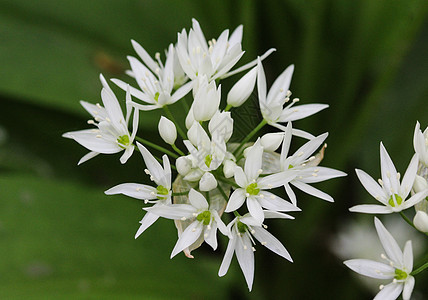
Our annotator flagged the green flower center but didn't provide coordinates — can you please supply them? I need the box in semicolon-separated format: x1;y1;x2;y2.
288;164;294;169
196;210;212;226
156;185;169;199
117;135;130;149
394;268;408;280
205;154;213;168
237;221;248;233
154;92;160;102
388;194;403;207
246;182;260;196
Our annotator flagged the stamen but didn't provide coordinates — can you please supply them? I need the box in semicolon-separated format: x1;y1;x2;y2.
87;120;95;125
181;217;186;221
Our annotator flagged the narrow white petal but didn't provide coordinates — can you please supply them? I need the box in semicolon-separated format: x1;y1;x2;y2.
120;146;134;164
402;276;415;300
400;190;428;210
170;81;193;103
171;221;203;258
64;129;121;153
403;240;413;272
235;233;255;291
111;79;154;104
247;197;264;224
204;222;218;250
252;227;292;261
349;204;393;214
188;189;209;210
374;217;403;266
279;104;329;122
135;212;159;238
291;181;334;202
77;151;99;165
137;143;166;186
244;141;263;180
380;143;400;194
344;259;394;279
105;183;156;200
145;204;196;219
263;210;294;220
258;171;296;189
234;167;248;187
400;154;418;199
267;64;294;105
258;191;300;212
280;122;292;163
225;189;246;212
131;39;159;74
218;236;237;277
284;183;297;206
374;282;403;300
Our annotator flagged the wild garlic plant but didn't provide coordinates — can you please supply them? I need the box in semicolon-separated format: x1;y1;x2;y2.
344;122;428;300
63;19;346;291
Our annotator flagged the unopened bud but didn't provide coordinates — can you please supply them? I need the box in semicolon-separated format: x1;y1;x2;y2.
223;160;237;178
158;116;177;145
260;132;284;152
414;211;428;233
199;172;218;191
176;156;192;176
227;66;257;107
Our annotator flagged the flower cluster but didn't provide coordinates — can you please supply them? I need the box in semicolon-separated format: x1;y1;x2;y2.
63;19;345;291
344;122;428;299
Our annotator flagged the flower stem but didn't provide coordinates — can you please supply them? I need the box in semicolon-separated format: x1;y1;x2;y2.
172;143;186;156
232;119;267;157
163;106;187;140
411;261;428;276
216;175;240;188
399;212;418;231
224;104;233;112
135;136;178;159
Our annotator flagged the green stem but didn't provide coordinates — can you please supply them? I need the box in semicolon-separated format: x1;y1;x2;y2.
411;261;428;276
232;119;267;157
399;212;418;231
224;104;233;112
135;136;178;159
216;175;240;189
172;144;186;156
163;106;186;139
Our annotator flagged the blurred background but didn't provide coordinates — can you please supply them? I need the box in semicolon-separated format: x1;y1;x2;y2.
1;0;428;298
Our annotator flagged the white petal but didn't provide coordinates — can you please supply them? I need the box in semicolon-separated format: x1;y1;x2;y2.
188;188;208;210
105;183;157;200
120;146;134;164
284;183;297;206
257;57;267;108
400;190;428;210
355;169;384;201
258;170;296;189
234;167;248;187
235;233;255;291
131;39;159;74
280;122;292;163
403;240;413;272
402;276;415;300
247;197;264;224
344;259;394;279
400;153;418;199
137;143;166;186
170;81;193;103
291;181;334;202
218;236;236;277
374;217;403;266
64;129;121;153
279;104;329;123
349;204;393;214
258;191;300;212
252;227;292;261
225;189;246;212
171;221;203;258
380;143;400;195
204;222;218;250
77;151;99;165
267;64;294;105
263;210;294;220
145;204;195;219
374;282;403;300
135;212;160;238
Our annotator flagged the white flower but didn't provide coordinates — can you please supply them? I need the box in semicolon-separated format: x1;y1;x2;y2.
112;42;192;111
192;76;221;121
225;140;299;224
208;110;234;142
158;116;177;145
413;121;428;167
227;66;257;107
278;122;346;205
145;189;227;258
176;18;274;82
104;143;172;238
218;213;293;291
350;143;428;214
257;58;328;139
344;217;415;300
62;74;138;164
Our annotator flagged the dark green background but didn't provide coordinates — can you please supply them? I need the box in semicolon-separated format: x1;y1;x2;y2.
1;0;428;298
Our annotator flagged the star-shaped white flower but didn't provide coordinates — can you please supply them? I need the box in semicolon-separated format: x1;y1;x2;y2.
218;213;293;291
350;143;428;214
225;140;299;224
176;18;274;82
145;189;227;258
257;58;328;139
344;217;415;300
413;121;428;167
279;122;346;205
62;74;138;164
112;42;192;111
104;143;172;238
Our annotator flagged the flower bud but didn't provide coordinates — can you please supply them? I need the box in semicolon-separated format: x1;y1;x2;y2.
414;211;428;233
227;66;257;107
223;159;236;178
158;116;177;145
185;105;195;130
413;175;428;193
176;156;192;176
260;132;284;152
209;111;233;142
199;172;218;191
193;79;221;122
